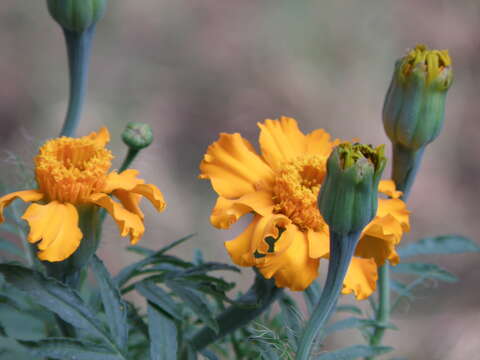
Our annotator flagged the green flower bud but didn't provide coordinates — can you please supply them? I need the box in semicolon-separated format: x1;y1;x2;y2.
383;44;453;151
122;122;154;150
319;143;386;235
47;0;108;33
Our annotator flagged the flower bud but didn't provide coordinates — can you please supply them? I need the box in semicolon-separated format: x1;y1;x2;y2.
47;0;108;33
319;143;386;235
383;44;453;151
122;122;154;150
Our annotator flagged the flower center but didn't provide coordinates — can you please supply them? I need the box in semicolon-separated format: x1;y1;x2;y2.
35;136;113;203
272;155;326;232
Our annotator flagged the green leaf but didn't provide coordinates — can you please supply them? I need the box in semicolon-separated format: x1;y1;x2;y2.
167;280;218;333
322;317;397;338
0;264;125;357
126;245;155;257
398;235;480;258
335;305;362;315
279;295;303;347
135;281;182;321
200;349;219;360
315;345;393;359
19;338;122;360
391;262;457;282
0;239;24;258
304;281;321;314
147;302;177;360
91;255;129;351
389;280;413;298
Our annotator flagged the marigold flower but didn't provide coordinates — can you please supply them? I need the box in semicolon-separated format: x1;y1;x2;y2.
0;128;166;262
200;117;409;298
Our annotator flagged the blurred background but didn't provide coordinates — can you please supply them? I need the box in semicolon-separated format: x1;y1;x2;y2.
1;1;479;359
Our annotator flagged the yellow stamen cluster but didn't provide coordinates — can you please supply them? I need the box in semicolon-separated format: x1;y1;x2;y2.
400;44;451;84
35;136;113;203
272;155;326;232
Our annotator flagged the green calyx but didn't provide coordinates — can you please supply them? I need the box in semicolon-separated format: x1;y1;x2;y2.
318;143;386;235
47;0;108;32
122;122;154;150
383;44;453;151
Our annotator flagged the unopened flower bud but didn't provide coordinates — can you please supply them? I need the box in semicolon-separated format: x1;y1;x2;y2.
383;44;453;151
319;143;386;235
122;122;154;150
47;0;108;33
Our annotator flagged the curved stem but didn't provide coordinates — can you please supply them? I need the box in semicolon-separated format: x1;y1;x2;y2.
296;231;360;360
59;26;96;137
188;271;282;353
391;143;425;201
119;148;140;172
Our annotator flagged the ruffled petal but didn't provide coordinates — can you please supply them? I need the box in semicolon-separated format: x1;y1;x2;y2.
87;127;110;147
104;170;166;213
258;117;307;171
251;213;292;255
259;228;319;291
342;257;378;300
22;201;82;262
90;193;145;245
114;190;144;219
200;133;274;198
225;217;258;267
307;228;330;259
379;180;403;199
305;129;339;157
210;191;275;229
0;190;44;223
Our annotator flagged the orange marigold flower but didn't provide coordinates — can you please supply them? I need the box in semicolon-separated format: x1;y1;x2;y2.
200;117;409;298
0;127;166;262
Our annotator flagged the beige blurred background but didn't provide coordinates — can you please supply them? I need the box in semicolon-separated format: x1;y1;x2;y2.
0;1;479;359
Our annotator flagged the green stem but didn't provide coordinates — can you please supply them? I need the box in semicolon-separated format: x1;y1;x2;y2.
367;264;390;354
296;231;360;360
188;271;282;353
391;143;425;201
59;26;95;137
119;148;140;172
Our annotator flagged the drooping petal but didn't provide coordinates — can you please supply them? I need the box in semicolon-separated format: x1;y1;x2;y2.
342;257;378;300
307;228;330;259
210;191;275;229
104;170;166;213
224;217;258;267
114;190;144;219
0;190;44;223
379;180;403;199
251;213;292;255
90;193;145;244
377;198;410;232
258;117;307;171
200;133;274;198
258;228;319;291
87;127;110;147
22;201;82;262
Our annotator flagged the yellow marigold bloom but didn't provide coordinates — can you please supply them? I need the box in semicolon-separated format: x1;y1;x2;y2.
0;128;166;262
200;117;409;298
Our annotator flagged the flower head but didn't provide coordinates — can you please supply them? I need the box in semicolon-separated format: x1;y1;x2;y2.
200;117;409;298
0;128;166;262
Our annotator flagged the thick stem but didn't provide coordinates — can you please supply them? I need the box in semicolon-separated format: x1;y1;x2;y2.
367;264;390;354
296;231;360;360
188;271;282;352
59;26;95;137
391;144;425;202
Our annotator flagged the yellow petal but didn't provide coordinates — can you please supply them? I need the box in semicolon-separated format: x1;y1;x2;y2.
0;190;44;223
307;228;330;259
259;228;319;291
199;133;274;198
342;257;378;300
377;198;410;232
258;117;307;171
22;201;82;262
210;191;275;229
114;189;144;220
251;213;292;255
90;193;145;244
378;180;403;199
103;169;143;193
130;184;166;212
225;217;258;267
87;127;110;147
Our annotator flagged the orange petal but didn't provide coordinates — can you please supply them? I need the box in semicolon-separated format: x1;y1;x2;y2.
113;189;144;220
210;191;275;229
258;117;307;171
305;129;338;157
104;169;144;193
224;217;259;267
87;127;110;147
377;198;410;232
259;228;319;291
130;184;166;212
22;201;82;262
342;257;378;300
307;228;330;259
379;180;403;199
0;190;44;223
251;213;292;255
199;133;274;198
90;193;145;245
